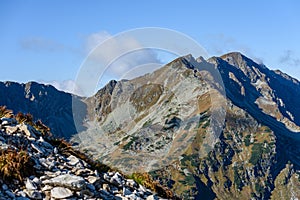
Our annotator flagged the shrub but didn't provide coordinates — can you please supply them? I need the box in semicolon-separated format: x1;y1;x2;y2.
0;148;34;182
249;143;263;165
129;172;176;199
15;112;34;126
0;106;13;118
244;135;251;146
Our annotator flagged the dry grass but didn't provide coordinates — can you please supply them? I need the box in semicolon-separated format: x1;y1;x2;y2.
129;172;177;199
0;106;13;118
0;148;35;182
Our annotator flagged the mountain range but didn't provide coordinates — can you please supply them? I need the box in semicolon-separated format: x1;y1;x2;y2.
1;52;299;199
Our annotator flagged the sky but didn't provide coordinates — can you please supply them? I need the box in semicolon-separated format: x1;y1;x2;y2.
0;0;299;95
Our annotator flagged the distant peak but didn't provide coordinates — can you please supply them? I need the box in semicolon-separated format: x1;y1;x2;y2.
220;52;245;60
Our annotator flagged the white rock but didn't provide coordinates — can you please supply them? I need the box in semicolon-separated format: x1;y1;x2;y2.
67;155;80;166
41;185;53;191
31;143;45;154
25;178;37;190
51;187;73;199
25;190;42;200
18;123;37;138
32;177;41;185
111;172;123;186
43;174;86;190
5;125;18;134
87;176;99;184
146;194;158;200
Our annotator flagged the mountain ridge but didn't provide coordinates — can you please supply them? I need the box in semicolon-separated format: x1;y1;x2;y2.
1;52;300;199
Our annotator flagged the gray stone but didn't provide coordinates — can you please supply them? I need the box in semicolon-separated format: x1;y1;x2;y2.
41;185;53;191
5;190;15;198
53;147;58;154
18;124;37;138
51;187;73;199
87;176;99;184
5;125;18;134
25;178;37;190
31;143;45;154
43;174;86;191
110;172;123;186
25;190;43;200
146;194;158;200
2;184;8;190
16;197;30;200
67;155;80;166
123;186;132;196
126;179;138;188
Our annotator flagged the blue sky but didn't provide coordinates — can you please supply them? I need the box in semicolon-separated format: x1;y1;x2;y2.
0;0;299;95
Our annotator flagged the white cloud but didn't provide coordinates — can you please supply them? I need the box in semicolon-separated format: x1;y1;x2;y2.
41;80;84;96
84;31;161;80
20;37;65;52
205;33;264;64
279;50;300;66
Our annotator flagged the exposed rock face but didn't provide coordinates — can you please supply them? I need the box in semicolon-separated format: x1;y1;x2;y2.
0;116;164;199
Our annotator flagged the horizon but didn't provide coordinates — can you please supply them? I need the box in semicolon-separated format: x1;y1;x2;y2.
1;1;299;95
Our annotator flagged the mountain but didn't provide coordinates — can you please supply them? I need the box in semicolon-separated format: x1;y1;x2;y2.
1;52;300;199
0;81;87;139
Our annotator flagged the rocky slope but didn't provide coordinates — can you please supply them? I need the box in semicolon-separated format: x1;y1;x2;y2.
0;108;170;200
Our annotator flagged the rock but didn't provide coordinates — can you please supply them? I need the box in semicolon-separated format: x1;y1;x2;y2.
18;124;37;138
43;174;86;191
123;186;132;196
53;147;58;154
86;183;95;191
32;177;41;186
126;179;138;188
2;184;8;190
5;190;15;198
16;197;30;200
146;194;158;200
87;176;99;184
25;178;37;190
110;172;123;186
41;185;53;191
50;187;73;199
25;190;43;200
102;183;110;191
5;125;18;134
1;118;17;126
75;168;92;176
67;155;80;166
31;143;45;154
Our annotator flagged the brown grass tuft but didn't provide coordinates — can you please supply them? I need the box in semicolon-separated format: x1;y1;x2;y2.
0;106;13;118
0;148;35;182
129;172;177;199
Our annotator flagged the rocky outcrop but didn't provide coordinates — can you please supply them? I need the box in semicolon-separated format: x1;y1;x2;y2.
0;114;166;200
